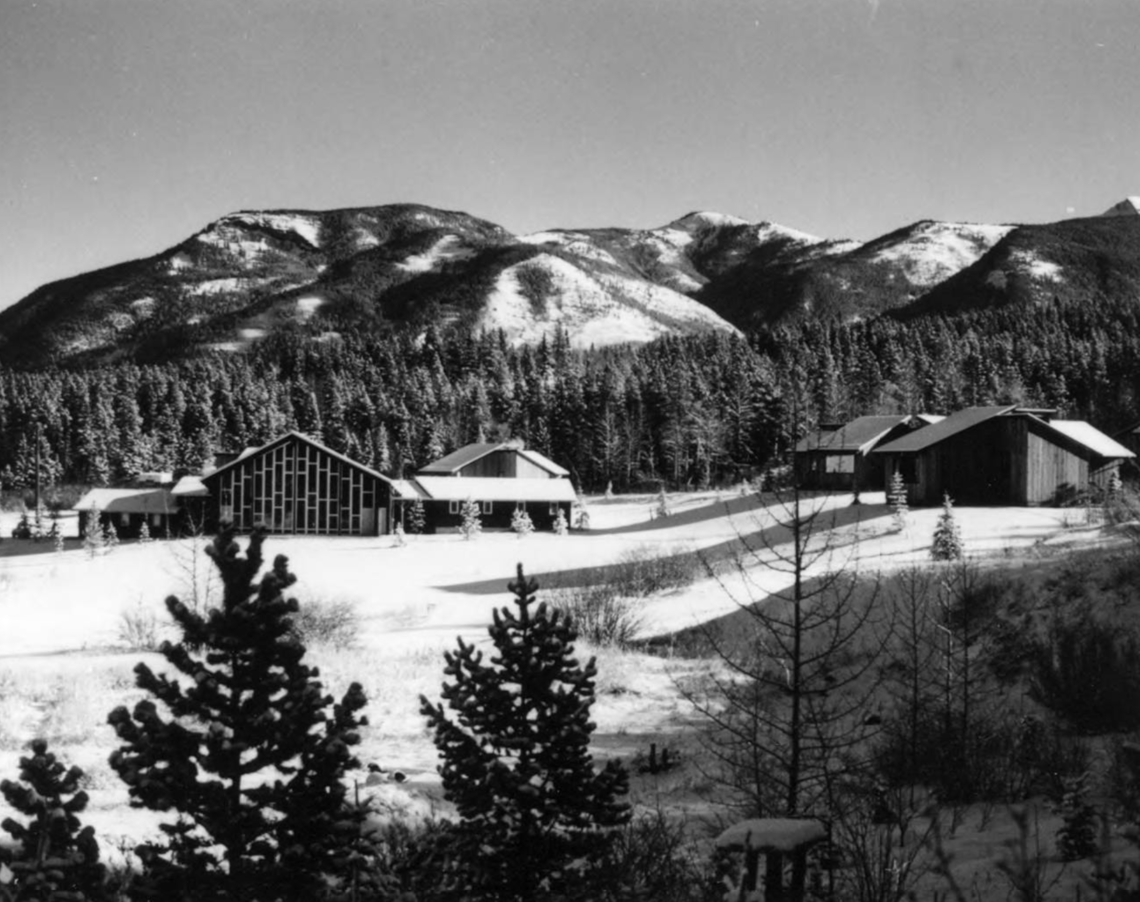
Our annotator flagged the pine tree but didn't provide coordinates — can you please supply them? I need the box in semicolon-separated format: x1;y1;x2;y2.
49;517;64;554
553;508;569;536
0;739;109;901
420;565;630;900
460;498;482;541
510;507;534;538
407;498;426;535
138;520;151;544
82;508;104;559
931;493;964;561
102;521;118;554
106;529;370;901
393;521;406;547
889;469;908;532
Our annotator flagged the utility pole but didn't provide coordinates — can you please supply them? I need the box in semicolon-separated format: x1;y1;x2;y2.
34;420;42;513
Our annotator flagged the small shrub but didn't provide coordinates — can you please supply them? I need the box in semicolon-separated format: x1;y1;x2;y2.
118;602;161;652
289;597;360;650
392;521;406;547
549;585;644;648
1055;772;1099;861
407;498;426;535
611;543;698;597
889;470;908;532
553;508;569;535
459;498;481;540
1029;612;1140;734
510;508;534;538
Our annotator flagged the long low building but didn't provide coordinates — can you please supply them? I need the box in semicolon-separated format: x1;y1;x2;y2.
873;405;1135;506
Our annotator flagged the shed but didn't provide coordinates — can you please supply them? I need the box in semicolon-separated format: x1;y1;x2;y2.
874;406;1135;506
794;415;938;493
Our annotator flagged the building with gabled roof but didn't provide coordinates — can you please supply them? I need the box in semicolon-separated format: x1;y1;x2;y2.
73;487;180;539
400;441;576;532
873;406;1134;505
200;431;405;535
794;414;939;492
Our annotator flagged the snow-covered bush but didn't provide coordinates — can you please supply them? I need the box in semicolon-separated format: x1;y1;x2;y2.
510;507;534;538
460;498;482;540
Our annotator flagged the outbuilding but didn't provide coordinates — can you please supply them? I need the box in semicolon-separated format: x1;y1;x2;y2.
794;415;940;493
874;406;1134;506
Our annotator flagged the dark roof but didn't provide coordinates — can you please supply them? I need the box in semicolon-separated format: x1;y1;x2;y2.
202;431;399;489
795;416;911;454
873;406;1018;454
418;442;569;477
418;443;505;474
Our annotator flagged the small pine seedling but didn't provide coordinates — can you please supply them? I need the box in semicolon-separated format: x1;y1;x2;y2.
931;492;964;561
510;508;534;538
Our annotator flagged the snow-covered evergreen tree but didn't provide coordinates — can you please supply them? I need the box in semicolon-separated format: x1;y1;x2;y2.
102;520;118;554
138;520;151;543
407;497;426;535
421;565;629;900
553;507;569;536
393;520;406;547
107;529;370;900
889;469;909;532
654;485;670;520
83;508;104;559
0;739;110;901
604;480;614;500
460;498;482;541
931;493;964;561
510;507;534;538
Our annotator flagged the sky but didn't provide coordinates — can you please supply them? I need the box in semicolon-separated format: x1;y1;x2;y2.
2;0;1139;311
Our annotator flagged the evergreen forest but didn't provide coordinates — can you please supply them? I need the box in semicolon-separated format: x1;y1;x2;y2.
3;295;1140;492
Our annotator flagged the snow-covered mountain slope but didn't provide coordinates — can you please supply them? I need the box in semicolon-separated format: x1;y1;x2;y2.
5;201;1126;367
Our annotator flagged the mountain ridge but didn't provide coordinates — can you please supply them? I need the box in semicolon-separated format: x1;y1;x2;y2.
2;200;1137;368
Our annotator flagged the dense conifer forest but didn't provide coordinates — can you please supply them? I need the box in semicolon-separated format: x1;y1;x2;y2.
3;294;1140;492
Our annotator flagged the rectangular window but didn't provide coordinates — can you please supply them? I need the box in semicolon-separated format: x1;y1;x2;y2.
151;513;162;526
120;512;130;526
824;455;854;474
449;500;460;515
549;502;560;516
482;501;493;515
516;501;526;512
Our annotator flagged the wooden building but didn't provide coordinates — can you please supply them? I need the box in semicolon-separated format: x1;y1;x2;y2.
399;442;576;532
73;488;181;539
874;406;1135;506
794;415;940;492
200;431;402;535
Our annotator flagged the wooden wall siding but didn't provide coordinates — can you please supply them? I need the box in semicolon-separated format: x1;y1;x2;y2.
1025;429;1087;504
408;500;571;533
456;451;551;479
217;439;386;535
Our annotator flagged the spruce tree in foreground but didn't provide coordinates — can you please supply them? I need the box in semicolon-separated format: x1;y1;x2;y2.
407;498;426;535
421;565;630;901
0;740;109;902
889;469;908;532
107;528;369;901
931;492;963;561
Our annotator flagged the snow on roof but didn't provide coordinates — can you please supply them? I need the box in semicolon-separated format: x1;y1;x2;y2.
205;432;396;486
412;476;577;503
795;416;911;454
389;479;423;500
874;406;1017;454
170;476;208;497
72;488;176;514
1046;421;1135;458
715;818;828;853
515;448;570;476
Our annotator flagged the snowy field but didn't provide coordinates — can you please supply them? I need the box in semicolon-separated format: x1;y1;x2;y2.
0;489;1120;858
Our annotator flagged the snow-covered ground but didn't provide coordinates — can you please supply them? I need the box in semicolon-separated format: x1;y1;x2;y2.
0;490;1119;857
